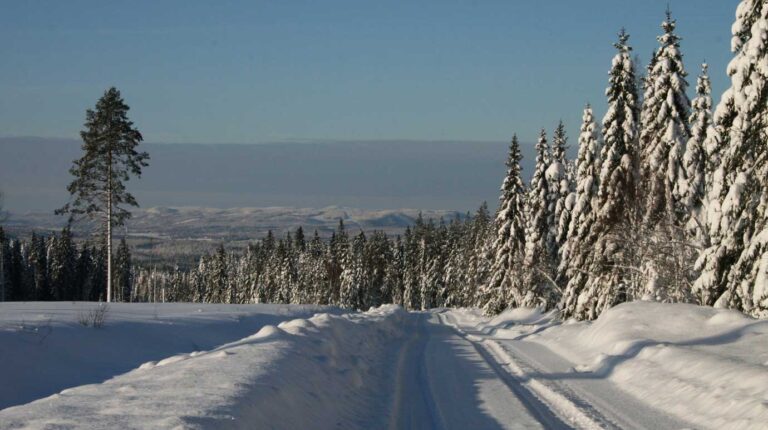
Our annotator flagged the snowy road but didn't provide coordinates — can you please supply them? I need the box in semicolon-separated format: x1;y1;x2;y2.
390;313;565;429
388;311;692;430
2;303;763;429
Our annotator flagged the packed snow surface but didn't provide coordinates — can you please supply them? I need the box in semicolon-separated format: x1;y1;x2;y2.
446;301;768;429
1;301;766;429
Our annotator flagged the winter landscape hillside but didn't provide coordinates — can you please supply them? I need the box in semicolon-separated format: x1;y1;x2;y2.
2;0;768;429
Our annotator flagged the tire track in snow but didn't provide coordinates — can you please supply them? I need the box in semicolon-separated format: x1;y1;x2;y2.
388;313;446;430
438;312;606;429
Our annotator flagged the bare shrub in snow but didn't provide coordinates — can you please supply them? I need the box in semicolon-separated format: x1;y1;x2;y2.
77;303;109;328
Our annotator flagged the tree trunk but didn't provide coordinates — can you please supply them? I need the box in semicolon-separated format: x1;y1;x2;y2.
0;244;5;302
106;148;113;303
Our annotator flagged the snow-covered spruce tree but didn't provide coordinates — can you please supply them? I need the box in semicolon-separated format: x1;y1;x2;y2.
208;244;230;303
424;220;447;309
484;135;527;314
525;130;552;264
632;11;699;304
560;105;602;318
328;220;348;306
29;233;49;301
522;129;558;307
0;227;6;302
574;30;640;320
417;219;438;310
340;231;366;309
402;226;419;310
364;230;392;308
87;245;107;301
57;88;149;303
305;231;329;304
444;217;469;307
694;1;768;316
469;203;493;307
682;63;713;235
48;226;76;301
114;237;132;302
386;235;405;306
639;10;691;225
548;122;572;270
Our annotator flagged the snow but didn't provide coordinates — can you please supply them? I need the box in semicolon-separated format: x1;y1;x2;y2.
0;302;336;411
446;301;768;429
0;303;407;429
1;301;766;429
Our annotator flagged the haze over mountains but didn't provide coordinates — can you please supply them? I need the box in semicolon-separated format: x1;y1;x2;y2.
0;136;539;214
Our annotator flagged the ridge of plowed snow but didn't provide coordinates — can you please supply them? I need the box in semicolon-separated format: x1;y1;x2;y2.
0;305;407;429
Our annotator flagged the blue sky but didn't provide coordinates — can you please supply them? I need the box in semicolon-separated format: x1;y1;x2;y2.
0;1;738;144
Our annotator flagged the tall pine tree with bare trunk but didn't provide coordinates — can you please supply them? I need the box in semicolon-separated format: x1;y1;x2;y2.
57;87;149;303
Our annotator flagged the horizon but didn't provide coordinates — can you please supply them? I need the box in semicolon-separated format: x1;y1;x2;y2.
0;137;532;213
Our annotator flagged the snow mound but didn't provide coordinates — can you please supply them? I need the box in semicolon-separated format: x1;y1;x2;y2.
0;305;407;429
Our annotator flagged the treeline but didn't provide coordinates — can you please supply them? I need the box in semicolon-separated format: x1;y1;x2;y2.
0;212;495;310
0;227;131;302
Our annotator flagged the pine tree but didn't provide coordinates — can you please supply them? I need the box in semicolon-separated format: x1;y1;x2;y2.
402;226;417;309
484;135;527;314
307;230;329;304
88;246;107;301
0;227;6;302
560;105;603;318
523;129;556;307
640;10;691;224
328;220;348;306
29;233;49;301
364;231;391;308
294;226;306;252
340;231;366;309
49;226;76;300
443;218;468;307
423;219;447;309
7;240;25;301
114;237;132;302
387;235;406;306
576;30;640;320
682;63;713;233
469;203;493;307
209;244;230;303
548;121;571;265
525;130;552;268
694;1;768;316
57;87;149;302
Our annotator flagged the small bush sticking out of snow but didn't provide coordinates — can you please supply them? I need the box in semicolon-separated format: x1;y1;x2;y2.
76;303;109;328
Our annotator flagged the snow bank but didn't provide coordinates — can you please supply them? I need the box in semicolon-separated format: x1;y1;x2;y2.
0;304;407;429
0;302;334;410
452;302;768;429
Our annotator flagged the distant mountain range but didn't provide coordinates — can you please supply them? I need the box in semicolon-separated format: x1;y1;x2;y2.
4;206;463;241
0;136;539;213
